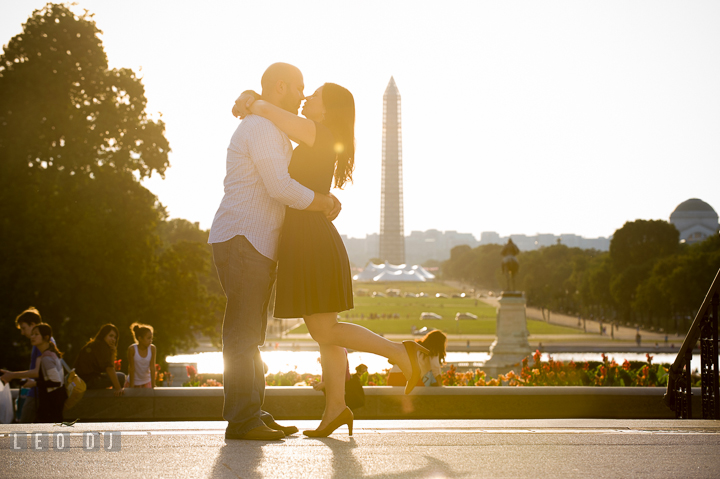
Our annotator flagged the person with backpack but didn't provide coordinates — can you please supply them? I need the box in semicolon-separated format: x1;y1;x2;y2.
1;322;66;423
32;323;67;422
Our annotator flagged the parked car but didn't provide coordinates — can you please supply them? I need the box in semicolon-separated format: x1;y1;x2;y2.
435;293;449;298
417;292;429;298
455;312;478;320
413;326;437;336
420;312;443;320
451;293;466;298
404;292;417;298
355;288;369;297
372;292;386;298
386;289;401;297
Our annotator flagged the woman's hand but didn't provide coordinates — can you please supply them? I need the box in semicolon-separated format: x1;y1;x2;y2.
232;91;258;118
113;387;125;397
0;370;14;383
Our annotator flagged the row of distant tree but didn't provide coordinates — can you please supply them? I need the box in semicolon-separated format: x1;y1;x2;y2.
0;5;223;370
442;220;720;335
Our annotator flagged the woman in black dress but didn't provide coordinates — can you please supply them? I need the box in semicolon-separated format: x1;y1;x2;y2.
236;83;429;437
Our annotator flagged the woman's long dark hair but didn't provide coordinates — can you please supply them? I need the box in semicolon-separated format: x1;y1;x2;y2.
83;323;120;361
321;82;355;189
33;323;63;358
416;330;448;364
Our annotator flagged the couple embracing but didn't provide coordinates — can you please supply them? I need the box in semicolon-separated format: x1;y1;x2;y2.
209;63;428;441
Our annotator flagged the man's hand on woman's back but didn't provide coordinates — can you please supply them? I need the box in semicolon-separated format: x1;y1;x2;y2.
326;193;342;221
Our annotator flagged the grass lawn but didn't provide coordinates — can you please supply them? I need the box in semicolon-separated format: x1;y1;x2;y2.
352;281;468;295
290;318;580;335
288;282;581;336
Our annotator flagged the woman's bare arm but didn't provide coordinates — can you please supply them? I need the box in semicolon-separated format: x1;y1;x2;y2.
106;366;124;396
127;345;135;387
249;100;317;147
0;362;40;381
150;345;157;388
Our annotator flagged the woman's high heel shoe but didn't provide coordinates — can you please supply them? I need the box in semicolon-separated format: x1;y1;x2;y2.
402;340;430;395
303;407;354;437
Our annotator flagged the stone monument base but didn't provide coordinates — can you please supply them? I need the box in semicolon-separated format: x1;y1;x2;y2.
481;291;531;379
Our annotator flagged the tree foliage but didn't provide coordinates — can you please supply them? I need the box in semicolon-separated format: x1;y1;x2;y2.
442;244;503;289
0;4;221;371
441;219;719;335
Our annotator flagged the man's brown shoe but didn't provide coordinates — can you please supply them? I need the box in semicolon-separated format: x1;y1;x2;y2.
225;424;285;441
264;420;299;436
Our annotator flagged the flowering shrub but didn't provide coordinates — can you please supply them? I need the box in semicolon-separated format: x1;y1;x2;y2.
157;370;174;386
264;371;320;387
436;351;675;387
182;365;223;387
179;351;687;387
357;370;389;386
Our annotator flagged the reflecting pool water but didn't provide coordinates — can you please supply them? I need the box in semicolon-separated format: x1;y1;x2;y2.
166;350;704;375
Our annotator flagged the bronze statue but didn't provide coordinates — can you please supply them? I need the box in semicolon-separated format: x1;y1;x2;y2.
500;239;520;291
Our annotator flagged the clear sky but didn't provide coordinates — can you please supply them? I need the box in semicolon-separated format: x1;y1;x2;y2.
2;1;719;240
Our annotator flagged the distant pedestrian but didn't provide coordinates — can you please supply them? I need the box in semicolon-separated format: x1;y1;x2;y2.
635;332;642;347
32;323;67;423
126;323;156;389
1;308;57;423
3;323;67;423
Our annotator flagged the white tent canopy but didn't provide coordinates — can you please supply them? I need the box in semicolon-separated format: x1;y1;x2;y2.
353;262;436;282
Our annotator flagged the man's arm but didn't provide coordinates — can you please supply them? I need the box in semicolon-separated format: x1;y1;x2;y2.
248;120;335;216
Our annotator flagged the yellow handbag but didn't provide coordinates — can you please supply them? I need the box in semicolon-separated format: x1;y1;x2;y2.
61;360;86;411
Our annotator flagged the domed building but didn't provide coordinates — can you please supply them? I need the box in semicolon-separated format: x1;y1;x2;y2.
669;198;719;244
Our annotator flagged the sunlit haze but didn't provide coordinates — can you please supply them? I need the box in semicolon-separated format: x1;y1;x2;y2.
3;1;719;240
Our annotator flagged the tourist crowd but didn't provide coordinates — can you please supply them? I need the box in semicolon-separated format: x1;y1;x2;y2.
0;307;157;423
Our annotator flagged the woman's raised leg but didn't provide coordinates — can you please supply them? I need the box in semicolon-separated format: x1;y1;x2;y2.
304;313;415;384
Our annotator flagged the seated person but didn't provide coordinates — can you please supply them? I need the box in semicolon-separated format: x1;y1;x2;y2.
126;322;156;388
74;324;125;396
388;330;446;387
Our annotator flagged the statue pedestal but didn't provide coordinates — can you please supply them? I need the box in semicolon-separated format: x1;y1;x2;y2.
482;292;531;379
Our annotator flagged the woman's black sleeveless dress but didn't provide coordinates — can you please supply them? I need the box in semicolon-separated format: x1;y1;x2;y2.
273;122;354;318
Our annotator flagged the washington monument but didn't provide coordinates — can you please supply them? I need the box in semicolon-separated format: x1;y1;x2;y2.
379;77;405;265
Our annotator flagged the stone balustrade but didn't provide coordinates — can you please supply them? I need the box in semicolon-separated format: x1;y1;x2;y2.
11;386;697;422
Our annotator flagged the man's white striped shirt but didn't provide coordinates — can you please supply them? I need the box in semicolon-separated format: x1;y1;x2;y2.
208;115;314;260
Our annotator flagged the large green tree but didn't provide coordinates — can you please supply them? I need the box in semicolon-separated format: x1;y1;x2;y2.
608;220;679;322
441;244;503;289
0;4;219;371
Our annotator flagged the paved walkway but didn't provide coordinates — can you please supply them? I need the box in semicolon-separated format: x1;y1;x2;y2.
3;419;719;478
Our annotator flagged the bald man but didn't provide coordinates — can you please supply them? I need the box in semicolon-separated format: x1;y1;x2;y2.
209;63;340;441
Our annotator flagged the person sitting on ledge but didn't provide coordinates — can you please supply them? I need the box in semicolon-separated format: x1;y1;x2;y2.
74;323;125;396
125;322;156;389
387;330;447;387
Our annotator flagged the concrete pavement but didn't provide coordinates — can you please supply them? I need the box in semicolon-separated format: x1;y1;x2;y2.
3;419;719;478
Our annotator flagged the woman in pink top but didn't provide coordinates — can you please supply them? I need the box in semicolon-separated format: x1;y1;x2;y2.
126;323;156;388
